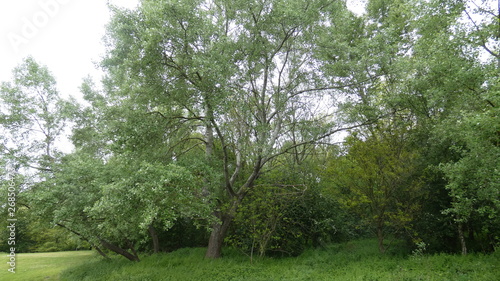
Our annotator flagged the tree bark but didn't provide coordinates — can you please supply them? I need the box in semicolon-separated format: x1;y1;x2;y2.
100;239;140;261
377;225;386;253
93;246;109;259
205;211;234;259
56;223;109;259
458;223;467;255
205;193;246;259
149;224;160;254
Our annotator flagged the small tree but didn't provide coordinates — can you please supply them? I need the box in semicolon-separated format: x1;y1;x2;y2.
0;57;72;173
326;123;422;253
0;57;74;253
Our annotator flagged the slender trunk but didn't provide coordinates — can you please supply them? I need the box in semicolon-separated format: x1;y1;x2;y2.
93;246;109;259
100;239;140;262
56;223;109;259
377;225;386;253
203;96;214;197
128;239;139;260
203;95;227;259
458;223;467;255
149;225;160;253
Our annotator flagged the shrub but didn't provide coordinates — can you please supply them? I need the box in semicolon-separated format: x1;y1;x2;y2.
227;185;353;257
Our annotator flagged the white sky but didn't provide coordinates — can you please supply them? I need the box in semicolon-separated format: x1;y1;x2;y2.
0;0;140;100
0;0;365;100
0;0;364;153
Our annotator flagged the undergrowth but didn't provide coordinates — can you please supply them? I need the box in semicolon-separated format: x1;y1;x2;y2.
60;239;500;280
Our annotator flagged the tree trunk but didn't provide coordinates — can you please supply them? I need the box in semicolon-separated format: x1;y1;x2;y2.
100;239;140;261
205;192;248;259
127;239;139;260
205;212;234;259
458;223;467;255
56;223;109;259
149;225;160;253
94;246;109;259
203;96;214;197
377;226;386;253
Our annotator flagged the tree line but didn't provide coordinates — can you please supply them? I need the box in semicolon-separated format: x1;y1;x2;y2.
1;0;498;261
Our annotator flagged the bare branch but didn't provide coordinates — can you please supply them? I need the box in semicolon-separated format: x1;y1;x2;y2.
265;118;379;165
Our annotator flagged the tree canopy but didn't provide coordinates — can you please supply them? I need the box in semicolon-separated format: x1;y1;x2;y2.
1;0;498;259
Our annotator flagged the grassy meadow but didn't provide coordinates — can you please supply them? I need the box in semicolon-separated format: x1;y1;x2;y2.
1;251;93;281
3;239;499;280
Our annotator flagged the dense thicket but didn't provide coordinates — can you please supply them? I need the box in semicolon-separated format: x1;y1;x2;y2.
1;0;498;259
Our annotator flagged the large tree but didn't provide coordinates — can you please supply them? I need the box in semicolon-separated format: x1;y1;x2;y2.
29;76;216;261
101;0;369;258
351;0;499;254
403;0;499;254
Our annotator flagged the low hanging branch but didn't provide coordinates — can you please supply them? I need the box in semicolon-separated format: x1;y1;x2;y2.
56;223;109;260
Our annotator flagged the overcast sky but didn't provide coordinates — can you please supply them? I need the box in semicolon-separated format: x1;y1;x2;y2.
0;0;365;101
0;0;365;154
0;0;140;100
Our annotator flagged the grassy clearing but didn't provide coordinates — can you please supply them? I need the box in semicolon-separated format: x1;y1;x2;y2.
59;239;500;281
1;251;94;281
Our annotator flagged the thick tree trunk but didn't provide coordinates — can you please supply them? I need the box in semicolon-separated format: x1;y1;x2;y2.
149;225;160;253
205;212;234;259
205;192;248;259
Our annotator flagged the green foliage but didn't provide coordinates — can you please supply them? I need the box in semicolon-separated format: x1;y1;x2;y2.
1;0;499;263
325;124;424;252
0;56;73;171
437;80;500;251
147;218;209;253
225;147;356;258
228;185;352;258
101;0;364;259
30;149;213;258
401;0;500;253
0;57;85;254
324;0;499;254
90;158;213;242
0;211;87;253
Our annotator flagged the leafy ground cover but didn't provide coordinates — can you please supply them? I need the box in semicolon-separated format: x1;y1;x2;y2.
57;239;499;281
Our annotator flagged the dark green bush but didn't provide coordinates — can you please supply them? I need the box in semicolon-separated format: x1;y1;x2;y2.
227;185;355;257
141;218;209;253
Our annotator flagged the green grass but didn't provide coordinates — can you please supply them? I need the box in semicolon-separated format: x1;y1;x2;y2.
60;239;499;281
3;240;499;281
1;251;94;281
